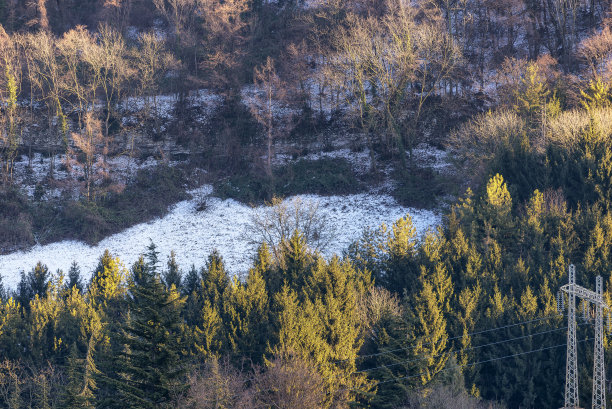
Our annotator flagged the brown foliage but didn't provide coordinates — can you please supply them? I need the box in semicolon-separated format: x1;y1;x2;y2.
181;357;253;409
579;26;612;80
69;112;109;200
252;352;327;409
197;0;250;91
248;57;291;176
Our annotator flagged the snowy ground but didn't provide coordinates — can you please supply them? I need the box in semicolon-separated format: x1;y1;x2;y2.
0;185;440;288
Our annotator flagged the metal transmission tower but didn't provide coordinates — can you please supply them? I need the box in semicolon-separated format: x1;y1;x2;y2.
593;275;606;409
562;264;579;408
559;264;610;409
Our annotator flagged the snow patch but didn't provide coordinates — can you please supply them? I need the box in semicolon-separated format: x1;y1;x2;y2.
0;186;440;288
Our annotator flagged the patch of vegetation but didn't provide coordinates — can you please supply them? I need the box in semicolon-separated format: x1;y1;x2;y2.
0;165;188;251
0;189;35;250
392;167;460;208
214;158;361;204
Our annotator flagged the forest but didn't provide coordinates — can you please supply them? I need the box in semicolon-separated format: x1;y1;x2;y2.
1;0;612;408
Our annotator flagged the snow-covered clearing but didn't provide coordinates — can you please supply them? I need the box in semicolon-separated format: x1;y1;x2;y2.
0;186;440;288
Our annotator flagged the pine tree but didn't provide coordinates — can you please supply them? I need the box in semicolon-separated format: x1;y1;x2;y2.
145;241;160;274
201;250;229;308
183;264;202;327
0;273;6;303
115;256;188;408
28;261;50;299
163;251;181;290
224;266;270;362
193;298;223;358
190;251;231;357
61;342;96;409
0;297;25;360
382;215;419;293
277;230;314;292
409;270;449;386
66;261;84;293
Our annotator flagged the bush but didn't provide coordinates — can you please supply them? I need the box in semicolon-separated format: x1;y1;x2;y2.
392;167;458;208
0;165;189;249
214;158;361;204
64;164;189;244
0;189;35;250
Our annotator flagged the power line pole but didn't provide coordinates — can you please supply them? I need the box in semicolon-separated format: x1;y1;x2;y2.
592;275;605;409
563;264;579;409
559;264;609;409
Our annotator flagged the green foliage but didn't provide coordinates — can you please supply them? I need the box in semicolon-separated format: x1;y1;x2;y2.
163;251;182;290
513;62;549;126
581;78;611;111
61;343;96;409
114;256;188;408
214;158;361;203
392;166;459;208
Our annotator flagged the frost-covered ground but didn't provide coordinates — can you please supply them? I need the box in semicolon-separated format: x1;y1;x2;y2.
11;152;173;200
0;185;440;288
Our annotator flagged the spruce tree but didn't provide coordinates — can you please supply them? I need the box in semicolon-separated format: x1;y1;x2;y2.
28;262;50;299
224;267;270;362
183;264;202;327
66;261;84;293
115;256;187;408
409;269;449;386
382;216;419;293
163;251;182;290
276;230;313;292
61;342;96;409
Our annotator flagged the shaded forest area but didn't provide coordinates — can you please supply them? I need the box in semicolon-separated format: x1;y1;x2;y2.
2;0;612;408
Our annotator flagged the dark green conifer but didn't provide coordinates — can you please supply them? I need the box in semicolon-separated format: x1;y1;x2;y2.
66;261;84;293
115;256;187;408
61;342;96;409
162;251;181;290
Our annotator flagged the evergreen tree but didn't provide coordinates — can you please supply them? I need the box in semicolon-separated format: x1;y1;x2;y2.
66;261;84;293
276;230;314;293
409;269;450;386
28;262;50;299
115;256;187;408
224;264;270;362
145;241;160;274
162;251;181;290
182;264;202;327
382;216;419;293
61;342;96;409
191;251;230;357
201;250;229;308
0;274;6;303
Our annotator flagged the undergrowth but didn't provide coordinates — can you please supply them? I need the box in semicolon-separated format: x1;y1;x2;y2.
0;165;187;251
214;158;361;204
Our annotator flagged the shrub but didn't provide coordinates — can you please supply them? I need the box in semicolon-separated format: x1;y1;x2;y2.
215;158;361;204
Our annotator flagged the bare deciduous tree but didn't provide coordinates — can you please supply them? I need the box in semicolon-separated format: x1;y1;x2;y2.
180;357;253;409
68;112;108;200
197;0;249;92
248;57;290;177
252;352;327;409
249;196;334;260
98;23;131;139
332;3;461;169
579;26;612;80
0;28;21;185
26;31;66;174
134;31;175;134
